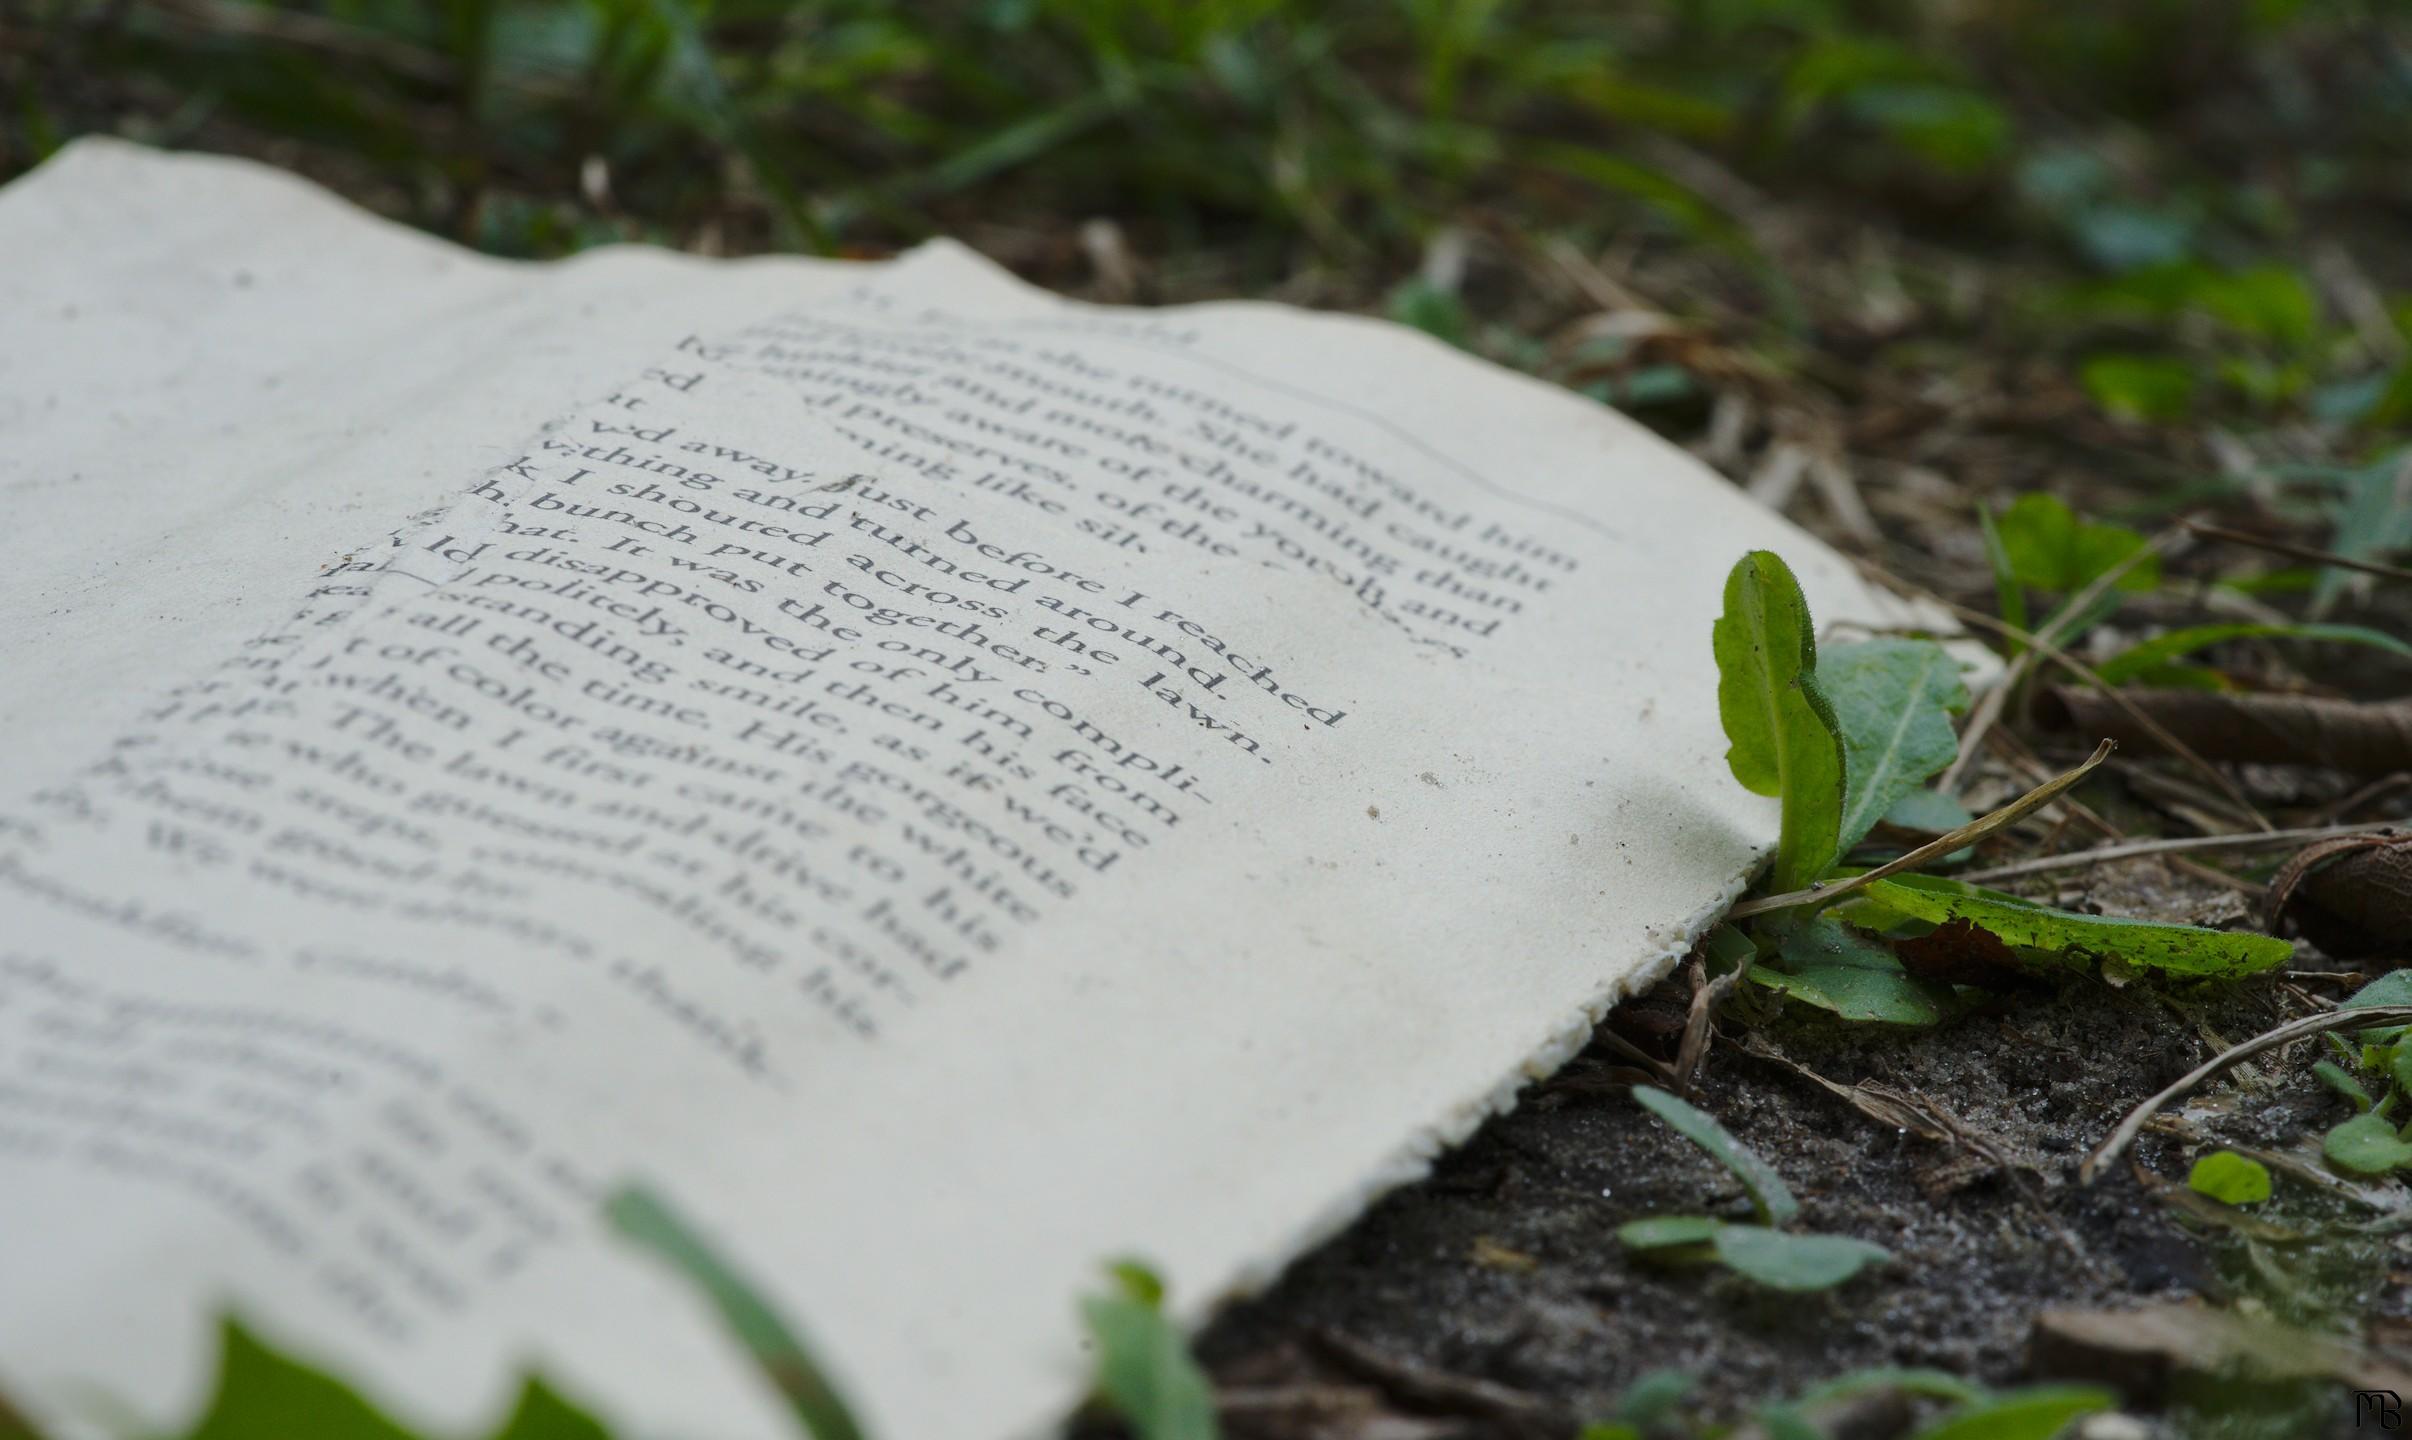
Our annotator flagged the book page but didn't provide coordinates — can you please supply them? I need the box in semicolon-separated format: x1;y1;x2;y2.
0;142;1936;1440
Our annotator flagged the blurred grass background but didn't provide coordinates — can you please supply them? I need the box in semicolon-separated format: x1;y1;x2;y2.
7;0;2412;576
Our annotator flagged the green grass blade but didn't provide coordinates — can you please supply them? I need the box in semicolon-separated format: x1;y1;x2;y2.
1632;1085;1799;1226
606;1186;867;1440
1080;1261;1220;1440
2094;621;2412;684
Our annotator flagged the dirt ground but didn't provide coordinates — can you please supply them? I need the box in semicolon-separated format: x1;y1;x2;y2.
1191;944;2386;1438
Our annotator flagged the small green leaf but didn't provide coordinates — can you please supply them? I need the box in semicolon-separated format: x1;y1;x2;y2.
1820;638;1970;856
606;1186;866;1440
1855;879;2290;977
1632;1086;1799;1226
2186;1150;2272;1206
2095;622;2412;684
1577;1426;1643;1440
1080;1260;1220;1440
2324;1113;2412;1175
2315;1060;2375;1112
182;1318;422;1440
2343;969;2412;1011
1611;1369;1696;1428
1910;1384;2115;1440
1709;1226;1890;1292
1751;915;1953;1026
1617;1215;1724;1252
2341;969;2412;1044
1699;921;1759;977
2079;353;2197;423
1714;551;1846;892
1993;494;2160;594
1384;277;1469;350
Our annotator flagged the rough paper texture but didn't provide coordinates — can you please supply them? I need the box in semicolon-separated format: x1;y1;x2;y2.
0;141;1930;1439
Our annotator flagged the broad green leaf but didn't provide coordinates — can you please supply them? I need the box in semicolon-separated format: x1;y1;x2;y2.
1713;551;1845;892
1079;1260;1220;1440
2323;1113;2412;1175
2314;1060;2374;1112
2186;1150;2272;1206
1632;1086;1799;1226
1820;638;1970;855
1577;1427;1643;1440
2095;622;2412;684
1993;494;2160;594
182;1319;422;1440
1708;1226;1889;1292
1617;1215;1723;1252
1855;879;2291;977
606;1186;866;1440
1384;277;1469;350
1910;1384;2115;1440
1883;787;1974;836
1751;915;1953;1025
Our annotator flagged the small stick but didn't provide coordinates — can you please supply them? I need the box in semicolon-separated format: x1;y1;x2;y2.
1988;730;2259;897
1880;531;2156;800
1935;650;2029;797
1960;821;2403;885
1672;953;1742;1098
2081;1004;2412;1184
1946;604;2278;833
1729;741;2113;919
2183;519;2412;586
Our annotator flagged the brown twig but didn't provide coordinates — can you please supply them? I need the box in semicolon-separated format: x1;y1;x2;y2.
1672;953;1742;1098
1309;1331;1560;1430
2081;1004;2412;1184
1959;821;2402;885
2040;686;2412;781
1945;606;2278;832
1728;740;2113;919
2183;518;2412;586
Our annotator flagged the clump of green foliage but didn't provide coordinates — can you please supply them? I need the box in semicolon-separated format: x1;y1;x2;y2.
1617;1085;1891;1292
1709;546;2292;1028
2311;970;2412;1176
1580;1361;2111;1440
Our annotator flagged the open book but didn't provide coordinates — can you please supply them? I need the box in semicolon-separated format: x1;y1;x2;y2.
0;141;1932;1439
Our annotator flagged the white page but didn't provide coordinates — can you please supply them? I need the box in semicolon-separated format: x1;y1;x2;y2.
0;142;1941;1440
